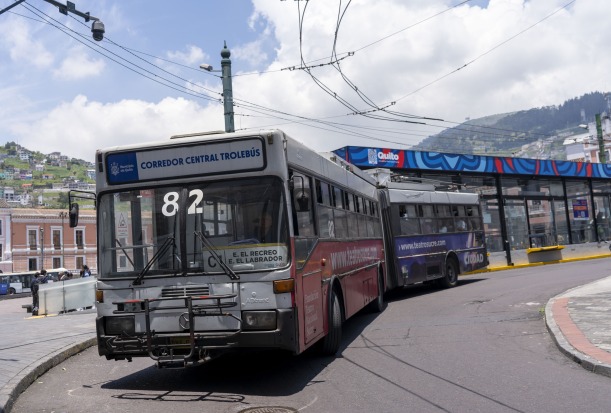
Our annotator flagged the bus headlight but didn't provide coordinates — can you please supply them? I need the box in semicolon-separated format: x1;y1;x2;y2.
105;316;135;335
242;311;276;330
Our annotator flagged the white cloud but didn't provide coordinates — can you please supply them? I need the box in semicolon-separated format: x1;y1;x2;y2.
166;45;207;66
4;0;611;160
12;95;226;161
0;18;54;68
233;40;268;66
53;47;106;80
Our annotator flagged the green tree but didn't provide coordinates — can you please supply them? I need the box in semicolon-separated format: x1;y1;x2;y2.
57;192;70;208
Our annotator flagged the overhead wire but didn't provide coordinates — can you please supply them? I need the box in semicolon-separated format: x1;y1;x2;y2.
20;1;222;103
11;0;578;154
290;0;577;144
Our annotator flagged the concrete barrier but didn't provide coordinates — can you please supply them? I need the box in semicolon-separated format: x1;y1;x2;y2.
38;277;96;315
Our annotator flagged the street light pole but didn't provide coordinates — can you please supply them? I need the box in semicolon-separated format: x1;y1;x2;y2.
220;42;235;133
595;113;606;164
200;42;235;133
59;211;68;267
40;227;45;270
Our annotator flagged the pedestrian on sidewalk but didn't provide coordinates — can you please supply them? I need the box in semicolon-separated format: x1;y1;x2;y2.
31;269;48;316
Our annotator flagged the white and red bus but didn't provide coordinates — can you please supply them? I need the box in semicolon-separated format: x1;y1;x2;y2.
82;129;385;367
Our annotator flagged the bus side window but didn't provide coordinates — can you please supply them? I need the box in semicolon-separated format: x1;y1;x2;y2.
290;171;317;268
453;205;467;231
332;186;344;209
334;189;348;239
419;204;437;234
291;172;315;237
316;179;334;238
400;204;421;235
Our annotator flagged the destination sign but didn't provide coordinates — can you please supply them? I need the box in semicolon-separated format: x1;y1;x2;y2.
106;137;265;184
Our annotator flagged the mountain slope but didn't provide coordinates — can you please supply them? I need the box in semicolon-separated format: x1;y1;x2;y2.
413;91;610;159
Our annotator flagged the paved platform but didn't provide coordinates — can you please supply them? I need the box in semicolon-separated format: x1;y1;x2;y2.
1;258;611;412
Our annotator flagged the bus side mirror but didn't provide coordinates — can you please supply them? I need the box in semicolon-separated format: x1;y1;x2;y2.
296;191;310;212
69;203;79;228
291;175;310;212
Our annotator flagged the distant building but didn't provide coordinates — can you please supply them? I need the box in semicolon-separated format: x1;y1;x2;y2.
8;208;97;273
18;150;30;162
563;114;611;163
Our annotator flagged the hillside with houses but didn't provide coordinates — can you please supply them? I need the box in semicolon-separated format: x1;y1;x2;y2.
0;142;95;209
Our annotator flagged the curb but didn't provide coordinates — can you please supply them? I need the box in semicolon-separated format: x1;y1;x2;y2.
466;252;611;275
545;295;611;378
0;337;96;413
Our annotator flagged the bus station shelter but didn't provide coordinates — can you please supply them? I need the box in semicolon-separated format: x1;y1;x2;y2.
334;146;611;266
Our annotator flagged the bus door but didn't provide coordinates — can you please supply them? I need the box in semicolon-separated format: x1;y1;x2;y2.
292;172;324;346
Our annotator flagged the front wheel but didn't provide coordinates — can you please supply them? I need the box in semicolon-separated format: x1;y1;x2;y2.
8;287;16;295
319;290;342;356
438;258;458;289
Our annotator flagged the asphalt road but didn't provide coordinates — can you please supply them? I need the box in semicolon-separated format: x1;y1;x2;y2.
11;260;611;413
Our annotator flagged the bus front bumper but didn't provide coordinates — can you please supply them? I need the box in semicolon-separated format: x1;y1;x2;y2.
96;308;298;362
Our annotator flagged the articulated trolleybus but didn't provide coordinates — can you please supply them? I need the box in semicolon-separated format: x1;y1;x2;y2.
90;129;385;367
376;172;488;290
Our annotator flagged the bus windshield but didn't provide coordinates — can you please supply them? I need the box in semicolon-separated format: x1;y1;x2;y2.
98;176;289;278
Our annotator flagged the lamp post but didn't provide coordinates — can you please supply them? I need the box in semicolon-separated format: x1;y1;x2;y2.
580;117;607;164
595;113;606;164
40;227;44;270
59;211;68;266
200;42;235;132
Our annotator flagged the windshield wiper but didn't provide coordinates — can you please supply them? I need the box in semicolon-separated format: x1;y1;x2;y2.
194;230;239;281
131;236;175;286
115;238;135;268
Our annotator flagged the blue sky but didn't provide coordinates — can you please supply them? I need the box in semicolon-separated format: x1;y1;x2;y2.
0;0;608;161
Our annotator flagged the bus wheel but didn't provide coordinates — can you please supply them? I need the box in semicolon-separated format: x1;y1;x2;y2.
438;258;458;289
8;288;15;295
320;290;342;356
368;269;386;313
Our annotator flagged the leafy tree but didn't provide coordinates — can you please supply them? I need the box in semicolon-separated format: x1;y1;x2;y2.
57;192;70;208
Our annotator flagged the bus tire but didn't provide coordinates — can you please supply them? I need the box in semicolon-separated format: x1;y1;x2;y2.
8;287;15;295
320;290;342;356
438;257;458;289
368;268;386;313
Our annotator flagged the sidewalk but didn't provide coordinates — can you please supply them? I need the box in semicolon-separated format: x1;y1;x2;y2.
545;275;611;377
1;261;611;413
0;296;96;413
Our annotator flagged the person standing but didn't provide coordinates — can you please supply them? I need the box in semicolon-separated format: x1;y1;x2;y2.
82;264;91;277
31;269;48;316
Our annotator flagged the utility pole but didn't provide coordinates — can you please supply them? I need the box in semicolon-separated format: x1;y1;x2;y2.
596;113;605;164
220;42;235;133
40;227;45;270
199;42;235;133
59;211;68;267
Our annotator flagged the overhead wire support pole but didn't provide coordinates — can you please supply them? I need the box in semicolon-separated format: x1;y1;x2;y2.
596;113;606;164
44;0;100;22
220;42;235;133
0;0;105;41
0;0;26;16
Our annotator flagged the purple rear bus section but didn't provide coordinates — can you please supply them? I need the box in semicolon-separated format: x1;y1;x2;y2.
394;232;487;277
